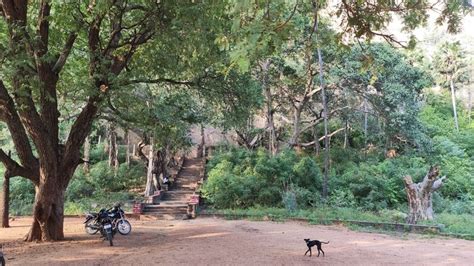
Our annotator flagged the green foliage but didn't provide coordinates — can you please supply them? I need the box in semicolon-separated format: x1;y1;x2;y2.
67;160;146;200
330;156;428;211
9;178;35;216
432;41;469;88
332;43;432;149
202;148;322;209
65;191;137;215
223;0;469;72
419;92;474;200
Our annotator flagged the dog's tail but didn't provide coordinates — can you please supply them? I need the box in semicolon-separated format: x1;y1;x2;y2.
321;241;329;244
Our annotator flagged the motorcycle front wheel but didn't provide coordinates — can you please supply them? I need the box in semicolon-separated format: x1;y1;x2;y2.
117;220;132;235
84;222;99;235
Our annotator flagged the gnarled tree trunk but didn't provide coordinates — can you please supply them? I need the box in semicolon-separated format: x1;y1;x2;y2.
404;166;446;224
26;182;65;241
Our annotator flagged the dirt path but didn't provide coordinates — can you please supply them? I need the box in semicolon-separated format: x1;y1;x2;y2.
0;217;473;265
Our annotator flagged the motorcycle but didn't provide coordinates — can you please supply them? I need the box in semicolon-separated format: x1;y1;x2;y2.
84;203;132;236
98;209;115;246
109;204;132;235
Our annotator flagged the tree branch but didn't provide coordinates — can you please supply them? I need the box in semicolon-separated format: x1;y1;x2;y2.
52;32;78;73
301;106;349;133
36;0;51;56
124;78;196;86
61;96;100;186
0;149;38;184
300;127;345;147
420;165;440;193
432;175;446;192
0;80;38;171
274;0;298;31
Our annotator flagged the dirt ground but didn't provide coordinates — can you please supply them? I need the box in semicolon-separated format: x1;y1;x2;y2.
0;217;473;265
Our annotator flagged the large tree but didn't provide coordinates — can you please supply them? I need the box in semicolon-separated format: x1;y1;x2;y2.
0;0;223;241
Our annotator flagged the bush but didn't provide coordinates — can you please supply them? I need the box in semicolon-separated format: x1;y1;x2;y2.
65;191;139;215
202;148;323;209
330;155;428;211
9;178;35;215
64;159;145;214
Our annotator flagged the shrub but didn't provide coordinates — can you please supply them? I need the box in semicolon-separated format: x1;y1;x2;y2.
9;178;35;215
202;148;323;209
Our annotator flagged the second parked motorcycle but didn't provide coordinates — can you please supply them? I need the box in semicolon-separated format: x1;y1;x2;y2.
84;203;132;237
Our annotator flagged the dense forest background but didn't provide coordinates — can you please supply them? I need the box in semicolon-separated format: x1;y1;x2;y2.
0;1;472;240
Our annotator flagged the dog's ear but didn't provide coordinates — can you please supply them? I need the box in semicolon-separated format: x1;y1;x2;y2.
304;238;309;241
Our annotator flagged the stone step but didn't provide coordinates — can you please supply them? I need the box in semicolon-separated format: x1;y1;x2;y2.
141;156;203;220
163;191;194;195
143;210;188;215
143;207;188;213
173;180;197;184
159;200;189;205
162;194;192;198
140;213;189;220
143;205;188;210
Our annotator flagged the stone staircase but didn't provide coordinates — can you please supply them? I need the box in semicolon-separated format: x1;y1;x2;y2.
141;157;203;219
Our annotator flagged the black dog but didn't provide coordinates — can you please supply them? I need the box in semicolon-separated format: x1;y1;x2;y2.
304;238;329;257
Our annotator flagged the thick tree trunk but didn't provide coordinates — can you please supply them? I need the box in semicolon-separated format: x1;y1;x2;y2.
25;178;66;241
83;136;90;173
144;138;157;197
1;175;10;228
289;105;302;147
404;166;446;224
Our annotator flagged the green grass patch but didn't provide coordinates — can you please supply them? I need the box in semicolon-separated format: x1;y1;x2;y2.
420;212;474;236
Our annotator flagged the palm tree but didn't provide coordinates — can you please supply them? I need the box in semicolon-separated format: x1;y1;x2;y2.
433;41;468;132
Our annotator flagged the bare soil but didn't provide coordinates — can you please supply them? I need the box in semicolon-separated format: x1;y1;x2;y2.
0;217;473;265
